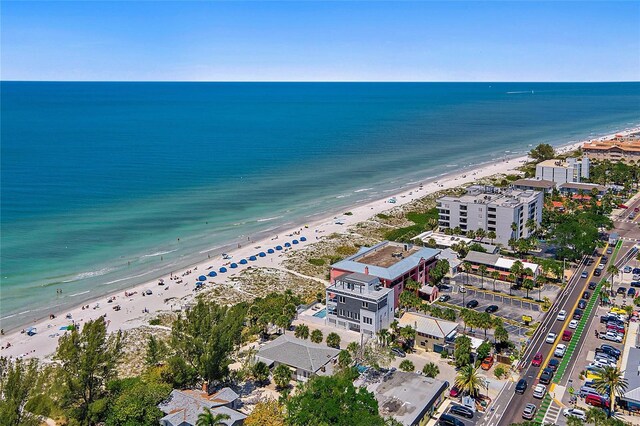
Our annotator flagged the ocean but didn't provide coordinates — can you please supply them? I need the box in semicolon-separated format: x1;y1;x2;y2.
2;82;639;330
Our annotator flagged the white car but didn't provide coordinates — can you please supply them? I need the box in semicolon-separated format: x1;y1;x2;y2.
593;358;617;368
554;344;567;357
601;331;623;343
533;384;546;399
563;408;586;421
545;332;557;343
557;310;567;321
569;319;579;329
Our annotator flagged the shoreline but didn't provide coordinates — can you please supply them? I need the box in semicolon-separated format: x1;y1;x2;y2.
2;126;639;360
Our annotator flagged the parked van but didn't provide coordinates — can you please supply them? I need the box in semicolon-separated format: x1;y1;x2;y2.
585;393;610;408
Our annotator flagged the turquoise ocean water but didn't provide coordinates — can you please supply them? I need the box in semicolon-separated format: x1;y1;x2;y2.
2;82;639;330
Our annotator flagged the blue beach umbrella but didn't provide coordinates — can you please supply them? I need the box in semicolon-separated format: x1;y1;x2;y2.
198;275;207;281
239;259;248;265
259;252;266;257
300;236;307;242
284;242;291;248
292;240;299;244
230;263;238;268
267;248;275;254
219;267;227;273
208;271;217;277
249;255;257;261
275;245;283;251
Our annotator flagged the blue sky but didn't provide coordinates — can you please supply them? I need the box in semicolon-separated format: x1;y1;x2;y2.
2;1;638;81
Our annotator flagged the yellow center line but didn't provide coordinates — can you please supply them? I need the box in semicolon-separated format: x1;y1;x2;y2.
534;243;609;380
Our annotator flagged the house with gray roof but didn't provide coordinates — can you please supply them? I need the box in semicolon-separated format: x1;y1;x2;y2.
256;334;340;382
398;311;458;353
158;388;246;426
330;241;440;308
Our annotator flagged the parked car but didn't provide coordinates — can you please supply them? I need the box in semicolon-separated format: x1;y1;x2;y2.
600;331;623;343
597;345;621;359
391;347;406;358
522;403;537;420
557;310;567;321
438;295;451;303
581;271;588;279
449;405;474;419
633;268;640;275
569;319;579;329
532;352;543;367
606;323;625;334
617;287;627;295
578;299;587;309
585;393;610;408
539;367;554;384
466;300;479;308
449;386;460;398
588;281;597;290
485;305;499;313
545;332;557;343
583;290;591;299
624;266;632;273
481;356;494;370
634;274;640;281
606;247;613;255
573;309;583;320
515;379;528;394
438;414;465;426
594;268;602;276
563;408;587;421
547;358;560;372
631;281;640;288
628;288;636;297
562;330;573;341
533;384;546;399
554;344;567;357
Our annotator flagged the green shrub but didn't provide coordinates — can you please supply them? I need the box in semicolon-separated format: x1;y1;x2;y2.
344;211;353;216
149;318;161;326
494;365;507;379
308;258;325;266
335;245;358;256
376;213;391;220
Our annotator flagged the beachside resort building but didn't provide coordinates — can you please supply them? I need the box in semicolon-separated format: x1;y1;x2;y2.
412;230;499;254
330;241;440;308
158;388;246;426
325;272;394;337
463;251;539;280
556;182;607;197
437;186;543;246
398;311;458;353
582;135;640;164
356;370;449;426
256;334;340;382
535;157;590;184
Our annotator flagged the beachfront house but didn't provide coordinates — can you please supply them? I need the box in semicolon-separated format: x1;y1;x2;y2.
330;241;440;309
437;186;543;246
398;311;458;353
463;250;539;281
356;370;449;426
256;334;340;382
582;135;640;164
535;157;590;184
158;388;246;426
557;182;607;197
325;272;394;337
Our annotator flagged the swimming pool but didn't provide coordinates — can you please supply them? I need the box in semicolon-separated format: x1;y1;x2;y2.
312;308;327;318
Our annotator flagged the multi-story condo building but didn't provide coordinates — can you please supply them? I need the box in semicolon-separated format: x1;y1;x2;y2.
330;241;440;309
325;272;394;337
535;157;590;185
437;186;543;246
582;135;640;164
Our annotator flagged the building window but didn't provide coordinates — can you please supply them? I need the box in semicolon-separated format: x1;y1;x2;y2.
362;301;368;308
363;317;373;325
338;296;345;303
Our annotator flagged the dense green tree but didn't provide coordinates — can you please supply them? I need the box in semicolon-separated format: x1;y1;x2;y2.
286;374;385;426
476;341;492;360
529;143;555;161
294;324;309;340
399;360;415;372
326;332;341;349
145;335;166;366
162;356;197;388
310;329;323;344
422;362;440;378
454;335;472;368
522;278;535;299
0;357;40;426
494;324;510;345
593;366;628;417
337;350;353;371
455;365;482;398
196;408;230;426
487;230;496;244
272;365;292;390
477;312;493;338
105;375;171;426
55;317;122;425
252;361;270;385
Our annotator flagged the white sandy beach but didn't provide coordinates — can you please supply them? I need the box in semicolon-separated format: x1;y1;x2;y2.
2;128;638;361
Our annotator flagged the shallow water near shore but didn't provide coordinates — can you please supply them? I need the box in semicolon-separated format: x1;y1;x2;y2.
2;82;639;329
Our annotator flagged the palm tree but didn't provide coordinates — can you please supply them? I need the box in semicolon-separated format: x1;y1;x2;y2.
607;265;619;293
522;278;534;299
491;270;500;293
422;362;440;378
294;324;309;340
566;416;584;426
377;328;391;347
478;265;488;290
585;407;607;426
462;262;473;286
455;365;482;398
405;278;421;296
487;230;496;244
273;364;292;389
510;221;518;240
525;218;537;236
310;329;323;343
475;228;486;240
507;273;516;296
535;275;545;301
197;408;230;426
593;366;628;417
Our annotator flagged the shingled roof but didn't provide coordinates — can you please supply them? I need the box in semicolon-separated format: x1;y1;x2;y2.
256;334;340;373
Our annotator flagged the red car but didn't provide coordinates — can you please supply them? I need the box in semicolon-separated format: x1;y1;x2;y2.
618;204;628;209
532;352;543;367
449;385;460;397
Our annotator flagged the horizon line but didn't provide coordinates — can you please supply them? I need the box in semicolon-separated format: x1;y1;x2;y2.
3;80;640;84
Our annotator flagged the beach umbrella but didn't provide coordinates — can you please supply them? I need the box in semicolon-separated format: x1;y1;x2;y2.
198;275;207;281
284;242;291;247
239;259;248;265
275;245;283;250
259;252;266;257
208;271;217;277
196;281;204;286
230;263;238;268
267;248;275;254
249;255;257;261
300;237;307;242
292;240;299;244
219;267;227;273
